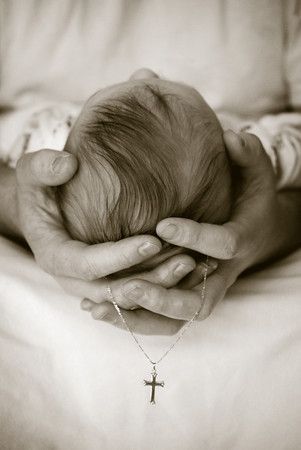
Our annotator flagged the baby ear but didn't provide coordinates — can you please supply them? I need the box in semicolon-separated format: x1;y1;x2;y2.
129;68;159;80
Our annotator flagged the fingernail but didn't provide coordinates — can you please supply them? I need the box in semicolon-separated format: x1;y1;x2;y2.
52;153;71;174
138;242;161;257
198;263;208;274
157;223;178;239
207;259;218;270
198;260;218;273
174;263;195;277
124;286;144;300
81;299;93;311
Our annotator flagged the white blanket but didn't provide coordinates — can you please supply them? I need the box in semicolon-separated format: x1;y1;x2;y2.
1;236;301;449
1;1;301;448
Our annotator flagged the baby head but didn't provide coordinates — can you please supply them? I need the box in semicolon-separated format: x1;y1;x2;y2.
56;71;232;267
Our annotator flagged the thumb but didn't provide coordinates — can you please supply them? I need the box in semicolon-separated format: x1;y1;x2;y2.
197;259;240;320
16;149;78;187
223;130;272;173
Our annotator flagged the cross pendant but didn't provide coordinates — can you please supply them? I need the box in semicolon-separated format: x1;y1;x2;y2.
144;367;164;405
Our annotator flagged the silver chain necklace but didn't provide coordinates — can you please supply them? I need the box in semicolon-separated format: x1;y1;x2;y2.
105;257;208;405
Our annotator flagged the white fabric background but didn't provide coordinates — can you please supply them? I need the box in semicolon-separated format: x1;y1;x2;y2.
1;1;301;448
1;237;301;450
2;0;299;157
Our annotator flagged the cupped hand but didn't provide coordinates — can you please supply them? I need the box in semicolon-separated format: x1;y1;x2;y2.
87;130;299;335
16;149;194;299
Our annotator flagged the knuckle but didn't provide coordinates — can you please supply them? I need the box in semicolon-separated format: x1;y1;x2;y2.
80;256;98;281
38;244;70;277
198;303;213;320
91;307;110;321
91;308;102;320
147;288;162;309
197;273;226;321
146;286;169;313
169;321;183;336
112;314;122;327
197;297;214;321
181;226;201;249
222;231;238;258
215;273;227;292
118;248;137;269
156;266;173;285
34;251;53;275
173;297;184;316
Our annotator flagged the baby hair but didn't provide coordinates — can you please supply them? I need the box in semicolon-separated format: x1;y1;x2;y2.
56;84;232;264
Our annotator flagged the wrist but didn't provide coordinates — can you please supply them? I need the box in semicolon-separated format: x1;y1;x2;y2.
277;190;301;253
241;123;278;174
0;163;23;241
249;190;301;268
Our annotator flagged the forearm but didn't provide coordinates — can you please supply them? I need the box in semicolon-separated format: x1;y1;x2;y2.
0;162;23;240
277;189;301;255
252;189;301;271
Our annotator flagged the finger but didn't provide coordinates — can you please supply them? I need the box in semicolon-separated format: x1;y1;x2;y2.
120;270;227;321
156;218;239;259
224;130;276;220
70;253;196;307
16;149;78;187
194;272;228;320
129;68;159;80
87;301;184;336
156;131;274;259
17;165;163;279
55;276;107;302
81;298;96;311
88;261;237;334
122;280;200;320
111;253;196;309
41;235;162;280
178;259;218;289
18;174;163;279
224;130;274;180
16;151;164;281
224;130;261;168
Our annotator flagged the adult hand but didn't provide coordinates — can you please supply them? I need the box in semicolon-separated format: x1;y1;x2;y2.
15;149;198;300
86;131;301;335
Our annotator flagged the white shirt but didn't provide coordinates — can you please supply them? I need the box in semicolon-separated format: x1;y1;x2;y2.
0;0;301;186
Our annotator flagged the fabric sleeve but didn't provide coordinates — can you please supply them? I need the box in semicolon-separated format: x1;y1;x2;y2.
243;113;301;189
241;1;301;189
